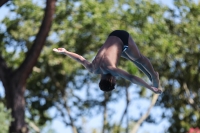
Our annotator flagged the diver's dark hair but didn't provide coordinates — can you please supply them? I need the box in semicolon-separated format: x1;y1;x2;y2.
99;74;115;92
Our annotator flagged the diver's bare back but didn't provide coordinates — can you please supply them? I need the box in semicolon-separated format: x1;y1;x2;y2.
91;36;123;74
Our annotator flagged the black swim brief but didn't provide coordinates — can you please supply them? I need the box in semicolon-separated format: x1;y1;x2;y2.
109;30;129;52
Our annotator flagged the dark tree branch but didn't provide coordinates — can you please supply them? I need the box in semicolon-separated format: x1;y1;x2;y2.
55;104;71;126
120;88;130;123
16;0;56;84
0;0;8;7
117;88;130;133
0;55;8;82
102;93;110;133
56;98;78;133
62;97;78;133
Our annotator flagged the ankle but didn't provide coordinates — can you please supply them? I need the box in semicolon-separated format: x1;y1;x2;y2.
152;72;159;79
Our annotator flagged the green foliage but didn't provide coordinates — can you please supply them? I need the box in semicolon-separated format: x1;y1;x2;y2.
1;0;200;132
130;0;200;132
0;0;43;69
0;103;12;133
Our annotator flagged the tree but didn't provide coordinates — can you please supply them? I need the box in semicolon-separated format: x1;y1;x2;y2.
153;0;200;132
0;0;56;132
24;0;163;132
1;0;200;133
126;0;200;132
1;0;168;132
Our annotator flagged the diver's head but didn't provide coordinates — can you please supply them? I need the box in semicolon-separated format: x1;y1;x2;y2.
99;74;116;92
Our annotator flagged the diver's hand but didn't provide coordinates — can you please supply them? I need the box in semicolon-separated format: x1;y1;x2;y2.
53;48;67;54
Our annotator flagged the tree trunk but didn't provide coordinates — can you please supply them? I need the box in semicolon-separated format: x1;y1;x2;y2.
0;0;56;132
4;72;28;133
0;0;8;7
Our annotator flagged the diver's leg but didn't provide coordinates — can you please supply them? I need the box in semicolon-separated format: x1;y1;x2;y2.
124;36;159;88
121;53;152;82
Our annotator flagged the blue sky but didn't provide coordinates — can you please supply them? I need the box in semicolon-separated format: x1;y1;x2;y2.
0;0;196;133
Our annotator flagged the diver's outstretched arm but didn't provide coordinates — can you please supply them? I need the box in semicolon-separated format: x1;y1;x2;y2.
53;48;93;72
107;66;162;94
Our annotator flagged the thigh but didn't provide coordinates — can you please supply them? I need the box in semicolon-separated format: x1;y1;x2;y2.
124;36;141;61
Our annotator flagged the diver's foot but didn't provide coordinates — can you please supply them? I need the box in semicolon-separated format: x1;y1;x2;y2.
151;87;162;94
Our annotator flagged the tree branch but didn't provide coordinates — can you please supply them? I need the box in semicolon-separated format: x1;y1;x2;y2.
62;95;78;133
0;0;8;7
0;55;8;82
131;94;159;133
102;93;110;133
55;103;71;126
55;91;78;133
183;83;200;112
16;0;56;83
102;104;107;133
117;88;130;133
28;121;40;133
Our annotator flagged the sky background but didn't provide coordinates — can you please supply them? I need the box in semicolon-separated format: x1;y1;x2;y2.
0;0;196;133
